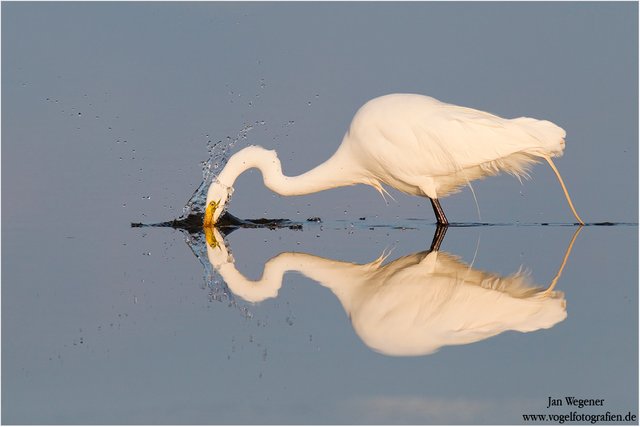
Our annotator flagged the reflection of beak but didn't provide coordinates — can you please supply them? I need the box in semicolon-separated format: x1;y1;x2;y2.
203;200;219;227
204;225;219;248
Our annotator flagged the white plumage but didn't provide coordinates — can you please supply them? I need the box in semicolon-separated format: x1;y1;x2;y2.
342;94;566;197
204;94;582;225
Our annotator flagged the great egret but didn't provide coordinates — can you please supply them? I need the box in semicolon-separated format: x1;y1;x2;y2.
203;226;581;356
204;94;583;226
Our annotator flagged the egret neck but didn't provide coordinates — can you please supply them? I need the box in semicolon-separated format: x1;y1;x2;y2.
218;144;365;196
203;144;371;226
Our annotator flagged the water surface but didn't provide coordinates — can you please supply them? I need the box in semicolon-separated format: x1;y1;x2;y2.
3;218;638;424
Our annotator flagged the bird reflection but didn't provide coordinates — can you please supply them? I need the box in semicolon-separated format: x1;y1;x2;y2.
202;225;582;357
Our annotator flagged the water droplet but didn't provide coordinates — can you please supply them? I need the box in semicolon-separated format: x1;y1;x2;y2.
307;101;312;106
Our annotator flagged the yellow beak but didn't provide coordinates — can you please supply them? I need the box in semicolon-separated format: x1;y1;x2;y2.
203;200;220;227
204;225;220;249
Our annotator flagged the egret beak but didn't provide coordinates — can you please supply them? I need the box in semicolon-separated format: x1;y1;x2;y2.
203;200;220;227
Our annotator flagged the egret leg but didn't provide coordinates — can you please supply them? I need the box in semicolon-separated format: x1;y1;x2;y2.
430;198;449;225
429;224;449;252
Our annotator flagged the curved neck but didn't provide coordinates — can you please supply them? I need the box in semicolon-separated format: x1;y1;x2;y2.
210;250;366;303
217;145;364;196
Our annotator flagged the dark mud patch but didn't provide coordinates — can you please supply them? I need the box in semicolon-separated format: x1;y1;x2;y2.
131;211;305;234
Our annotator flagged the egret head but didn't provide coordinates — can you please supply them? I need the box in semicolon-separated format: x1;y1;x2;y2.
204;179;232;227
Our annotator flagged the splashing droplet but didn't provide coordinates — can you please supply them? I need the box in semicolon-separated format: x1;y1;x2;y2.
182;125;257;216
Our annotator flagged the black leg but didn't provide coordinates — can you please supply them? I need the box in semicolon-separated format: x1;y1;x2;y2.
429;224;449;252
430;198;449;225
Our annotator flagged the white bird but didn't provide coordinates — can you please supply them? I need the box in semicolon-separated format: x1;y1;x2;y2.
204;94;583;226
204;227;581;356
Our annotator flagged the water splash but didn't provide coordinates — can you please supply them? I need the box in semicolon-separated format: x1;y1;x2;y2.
182;123;257;216
183;230;253;319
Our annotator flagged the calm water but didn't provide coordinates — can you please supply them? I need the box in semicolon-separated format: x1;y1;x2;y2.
3;2;637;424
3;219;638;424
